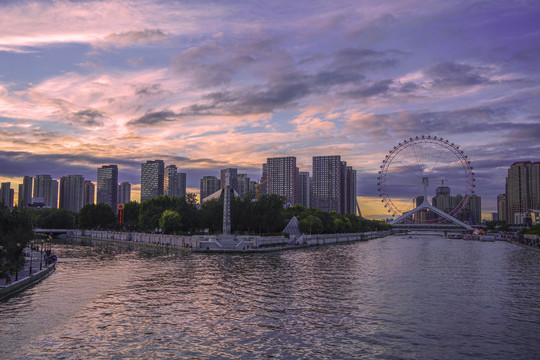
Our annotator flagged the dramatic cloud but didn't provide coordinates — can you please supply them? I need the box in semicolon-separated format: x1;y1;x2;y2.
71;109;106;127
97;29;167;49
1;0;539;216
427;62;490;88
128;110;178;127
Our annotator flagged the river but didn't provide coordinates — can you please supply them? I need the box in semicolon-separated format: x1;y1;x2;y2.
1;234;539;359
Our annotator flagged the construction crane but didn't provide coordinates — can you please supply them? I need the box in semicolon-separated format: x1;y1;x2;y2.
254;178;270;200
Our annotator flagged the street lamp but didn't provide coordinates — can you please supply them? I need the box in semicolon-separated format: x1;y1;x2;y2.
15;243;21;281
40;240;44;270
29;241;34;275
47;235;52;256
0;245;3;283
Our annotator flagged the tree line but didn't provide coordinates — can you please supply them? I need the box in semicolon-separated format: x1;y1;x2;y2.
0;204;34;277
28;192;390;235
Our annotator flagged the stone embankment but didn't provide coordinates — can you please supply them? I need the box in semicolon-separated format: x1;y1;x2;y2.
0;262;56;301
65;230;393;253
502;233;540;252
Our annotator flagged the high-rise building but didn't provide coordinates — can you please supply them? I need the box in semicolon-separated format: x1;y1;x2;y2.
220;168;238;192
260;163;268;196
433;186;452;213
118;182;131;204
58;177;65;209
33;175;58;208
297;171;310;208
178;172;187;197
530;162;540;211
505;161;540;224
1;182;12;208
164;165;187;198
413;196;427;222
345;166;357;215
497;194;506;223
312;156;342;213
50;180;58;209
59;175;84;212
237;174;251;197
18;184;23;207
18;176;33;207
312;156;357;214
200;176;221;201
165;165;178;198
467;194;482;225
97;165;118;211
141;160;164;202
84;180;95;205
264;157;298;205
340;163;358;215
432;186;482;224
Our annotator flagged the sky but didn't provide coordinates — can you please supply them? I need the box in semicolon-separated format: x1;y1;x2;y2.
0;0;539;219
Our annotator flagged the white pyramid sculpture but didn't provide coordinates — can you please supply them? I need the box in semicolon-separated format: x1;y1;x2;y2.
390;177;473;231
283;216;301;237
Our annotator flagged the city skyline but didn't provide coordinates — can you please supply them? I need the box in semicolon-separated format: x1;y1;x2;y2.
1;1;539;219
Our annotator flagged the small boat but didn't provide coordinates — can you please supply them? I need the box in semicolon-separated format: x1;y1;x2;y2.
447;233;463;239
463;234;479;241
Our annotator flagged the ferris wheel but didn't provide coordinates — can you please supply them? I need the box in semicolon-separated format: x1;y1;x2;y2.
377;135;475;223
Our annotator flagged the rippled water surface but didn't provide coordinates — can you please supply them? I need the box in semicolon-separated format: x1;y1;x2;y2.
1;235;539;359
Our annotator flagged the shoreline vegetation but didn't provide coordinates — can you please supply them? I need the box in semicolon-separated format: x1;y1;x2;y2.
1;204;35;283
30;194;391;236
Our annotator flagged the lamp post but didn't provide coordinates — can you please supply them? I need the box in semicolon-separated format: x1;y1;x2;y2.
15;243;21;281
40;240;44;270
0;245;4;283
29;241;34;275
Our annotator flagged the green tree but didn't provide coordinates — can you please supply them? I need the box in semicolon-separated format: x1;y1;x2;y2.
138;194;201;234
283;203;307;222
78;203;116;229
0;204;34;276
122;201;140;230
172;194;200;233
299;215;324;234
253;194;286;234
159;210;182;234
231;193;255;233
333;214;353;233
200;197;223;233
139;195;171;232
521;224;540;235
33;208;76;229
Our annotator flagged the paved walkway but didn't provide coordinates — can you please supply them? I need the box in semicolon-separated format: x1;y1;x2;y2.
4;248;51;284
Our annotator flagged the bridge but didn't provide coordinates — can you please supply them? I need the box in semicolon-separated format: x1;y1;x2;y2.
391;223;470;232
34;229;69;235
389;177;473;232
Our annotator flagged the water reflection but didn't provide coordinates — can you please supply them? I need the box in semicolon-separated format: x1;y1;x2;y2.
1;236;539;359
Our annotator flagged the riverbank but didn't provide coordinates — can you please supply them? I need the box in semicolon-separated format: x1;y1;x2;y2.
504;239;540;253
0;257;56;301
500;233;540;252
64;229;393;253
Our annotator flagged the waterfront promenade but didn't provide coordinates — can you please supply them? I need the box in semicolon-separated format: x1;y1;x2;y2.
501;233;540;252
64;229;393;252
0;249;56;301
